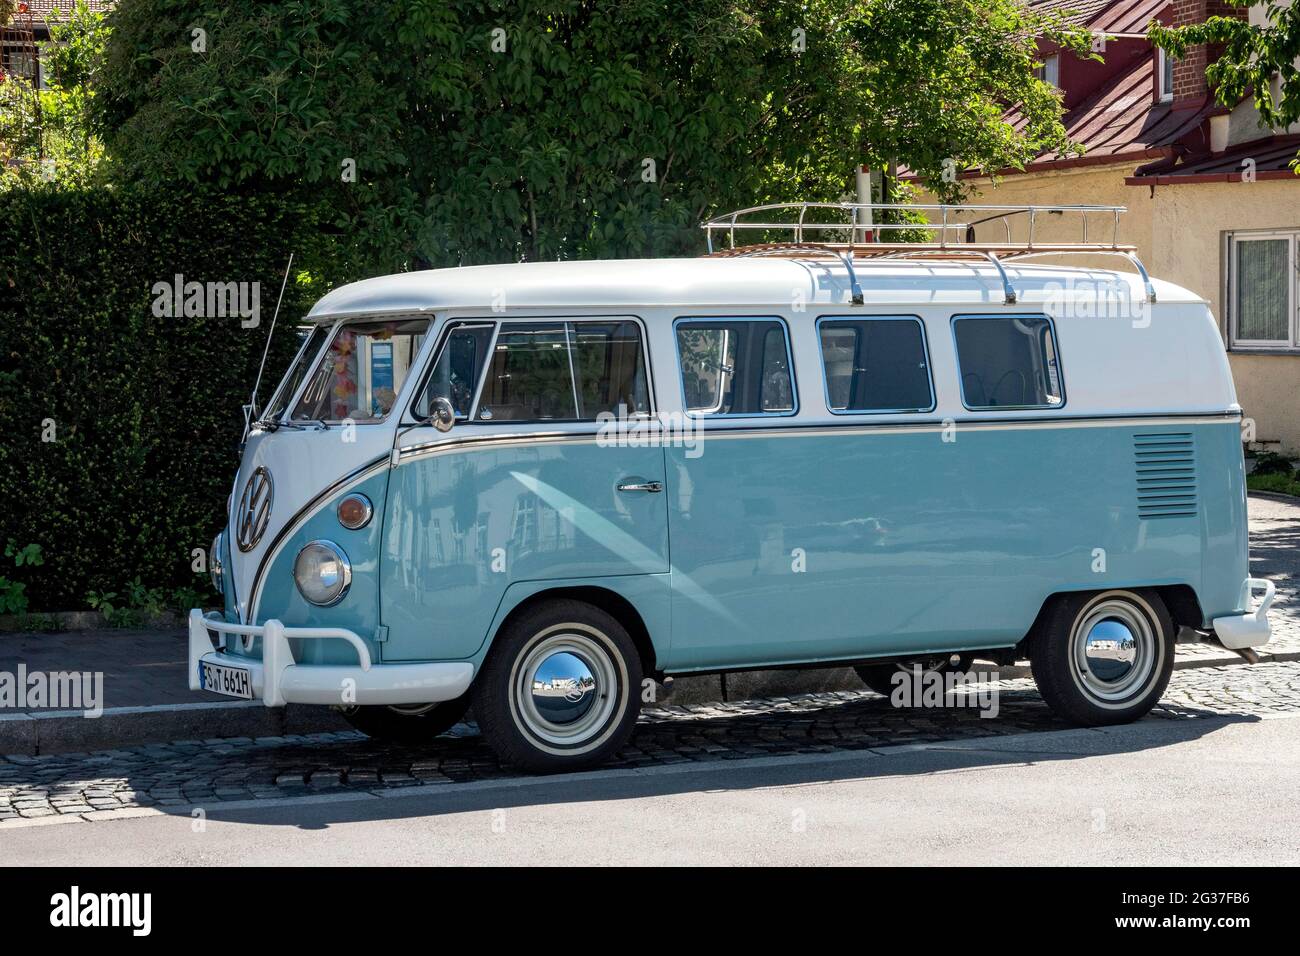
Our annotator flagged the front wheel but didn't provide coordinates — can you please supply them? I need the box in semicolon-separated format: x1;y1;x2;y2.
1030;589;1175;726
472;600;643;772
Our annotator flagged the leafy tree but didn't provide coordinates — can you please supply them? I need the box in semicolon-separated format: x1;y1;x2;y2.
96;0;1087;273
0;1;109;183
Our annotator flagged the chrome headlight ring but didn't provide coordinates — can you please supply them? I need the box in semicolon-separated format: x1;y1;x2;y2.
210;532;225;594
292;539;352;607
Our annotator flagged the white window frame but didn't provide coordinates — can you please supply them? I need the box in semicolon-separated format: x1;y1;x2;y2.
1157;48;1174;103
1226;230;1299;351
1034;54;1059;88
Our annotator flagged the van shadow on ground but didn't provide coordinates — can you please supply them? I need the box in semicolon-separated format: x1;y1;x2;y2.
0;682;1263;827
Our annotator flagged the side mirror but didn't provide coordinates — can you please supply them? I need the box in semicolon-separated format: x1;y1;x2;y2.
428;396;455;433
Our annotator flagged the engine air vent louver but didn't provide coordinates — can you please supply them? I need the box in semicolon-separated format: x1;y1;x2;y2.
1134;433;1197;520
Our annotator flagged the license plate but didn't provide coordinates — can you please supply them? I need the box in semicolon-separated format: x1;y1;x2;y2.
199;660;252;699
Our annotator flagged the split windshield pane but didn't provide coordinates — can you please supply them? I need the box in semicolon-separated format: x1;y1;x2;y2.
291;318;429;422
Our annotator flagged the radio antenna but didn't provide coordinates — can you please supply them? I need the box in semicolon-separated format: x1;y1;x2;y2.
248;252;294;423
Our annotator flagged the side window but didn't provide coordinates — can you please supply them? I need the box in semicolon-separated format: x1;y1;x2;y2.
264;325;328;421
414;322;494;420
479;323;576;421
570;320;650;417
474;320;650;423
676;318;795;416
817;316;933;413
953;315;1064;410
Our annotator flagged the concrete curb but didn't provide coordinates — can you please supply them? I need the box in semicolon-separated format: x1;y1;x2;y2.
0;610;193;633
0;700;349;758
1246;489;1300;504
2;647;1293;758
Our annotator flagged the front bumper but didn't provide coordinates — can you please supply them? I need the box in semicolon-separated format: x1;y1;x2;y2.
188;610;474;707
1211;578;1276;651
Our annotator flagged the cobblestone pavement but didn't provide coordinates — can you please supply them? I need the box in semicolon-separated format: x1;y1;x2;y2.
2;658;1297;823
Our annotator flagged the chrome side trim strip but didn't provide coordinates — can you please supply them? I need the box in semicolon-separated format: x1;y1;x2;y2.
393;412;1241;464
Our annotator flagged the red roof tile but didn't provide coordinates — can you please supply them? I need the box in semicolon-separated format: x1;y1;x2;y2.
1088;0;1169;34
5;1;112;24
1127;134;1300;183
1029;0;1166;31
1028;0;1113;27
1041;52;1211;162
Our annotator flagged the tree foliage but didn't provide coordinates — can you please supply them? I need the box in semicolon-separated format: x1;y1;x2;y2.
96;0;1089;273
0;1;109;184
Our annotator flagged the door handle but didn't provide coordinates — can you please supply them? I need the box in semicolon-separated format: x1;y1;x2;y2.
617;479;663;494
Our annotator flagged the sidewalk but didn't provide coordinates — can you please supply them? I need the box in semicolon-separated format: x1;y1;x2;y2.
3;493;1297;756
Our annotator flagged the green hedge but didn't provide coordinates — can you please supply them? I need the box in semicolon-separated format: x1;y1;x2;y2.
0;184;333;610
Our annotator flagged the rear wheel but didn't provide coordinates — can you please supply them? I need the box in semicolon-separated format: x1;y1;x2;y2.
472;599;642;772
1030;589;1175;725
340;695;471;743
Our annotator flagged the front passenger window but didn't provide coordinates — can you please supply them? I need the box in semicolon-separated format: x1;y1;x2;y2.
414;322;494;420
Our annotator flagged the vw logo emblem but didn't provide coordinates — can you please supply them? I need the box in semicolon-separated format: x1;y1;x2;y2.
235;466;274;553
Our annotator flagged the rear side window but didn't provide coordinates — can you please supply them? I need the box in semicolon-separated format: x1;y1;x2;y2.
952;315;1064;410
676;318;796;416
475;320;649;422
817;316;934;413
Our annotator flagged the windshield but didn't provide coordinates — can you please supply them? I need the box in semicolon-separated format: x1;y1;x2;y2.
291;318;430;422
262;326;329;422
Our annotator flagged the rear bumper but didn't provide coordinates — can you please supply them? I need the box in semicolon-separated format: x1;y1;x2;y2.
187;610;474;707
1211;578;1276;651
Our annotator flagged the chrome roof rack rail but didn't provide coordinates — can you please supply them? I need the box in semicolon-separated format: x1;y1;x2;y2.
701;202;1155;303
729;242;865;305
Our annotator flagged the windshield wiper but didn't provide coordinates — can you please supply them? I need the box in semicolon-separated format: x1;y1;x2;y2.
252;418;330;432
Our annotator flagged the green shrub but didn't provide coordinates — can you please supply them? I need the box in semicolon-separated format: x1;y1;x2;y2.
1247;471;1300;498
0;540;42;614
0;183;337;610
1249;451;1296;478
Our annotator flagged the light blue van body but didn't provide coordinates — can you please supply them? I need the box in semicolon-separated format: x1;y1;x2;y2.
218;258;1254;684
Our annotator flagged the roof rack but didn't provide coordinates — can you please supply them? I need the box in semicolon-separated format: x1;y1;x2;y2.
700;202;1156;305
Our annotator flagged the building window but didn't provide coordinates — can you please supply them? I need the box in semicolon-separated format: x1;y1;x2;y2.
1158;48;1174;103
1034;54;1059;87
1228;232;1298;350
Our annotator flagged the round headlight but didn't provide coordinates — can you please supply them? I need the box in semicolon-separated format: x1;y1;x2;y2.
210;532;224;594
337;493;373;530
293;540;352;606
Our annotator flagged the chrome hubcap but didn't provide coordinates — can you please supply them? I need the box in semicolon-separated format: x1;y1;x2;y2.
1069;597;1157;704
510;626;623;752
530;651;598;725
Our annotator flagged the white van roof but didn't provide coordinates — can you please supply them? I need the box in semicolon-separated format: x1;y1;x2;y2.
305;257;1206;320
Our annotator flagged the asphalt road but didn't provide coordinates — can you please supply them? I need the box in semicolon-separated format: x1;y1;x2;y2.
3;712;1297;866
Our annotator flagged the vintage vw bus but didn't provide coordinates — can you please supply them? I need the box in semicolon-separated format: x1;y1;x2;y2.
190;203;1274;771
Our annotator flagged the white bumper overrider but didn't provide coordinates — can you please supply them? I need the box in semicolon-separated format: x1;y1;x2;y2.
188;609;474;707
1212;578;1276;651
